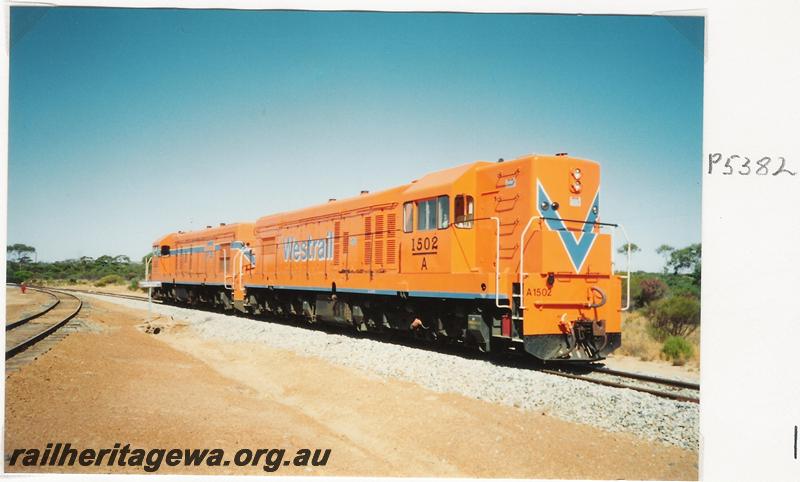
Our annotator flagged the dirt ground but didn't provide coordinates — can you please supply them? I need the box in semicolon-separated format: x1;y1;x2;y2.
5;287;54;323
4;296;698;479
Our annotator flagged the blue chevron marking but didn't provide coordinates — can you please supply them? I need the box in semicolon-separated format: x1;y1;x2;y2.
536;180;600;273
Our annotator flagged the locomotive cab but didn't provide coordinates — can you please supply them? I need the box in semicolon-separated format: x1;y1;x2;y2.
398;163;479;277
472;155;626;360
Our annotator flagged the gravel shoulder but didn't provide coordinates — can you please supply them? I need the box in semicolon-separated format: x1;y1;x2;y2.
5;295;698;478
113;296;699;450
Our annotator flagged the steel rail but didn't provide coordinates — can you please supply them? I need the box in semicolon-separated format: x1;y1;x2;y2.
6;286;60;331
46;287;153;302
5;290;83;360
591;366;700;391
540;368;699;404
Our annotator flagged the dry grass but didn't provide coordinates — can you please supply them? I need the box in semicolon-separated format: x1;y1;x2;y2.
617;311;700;367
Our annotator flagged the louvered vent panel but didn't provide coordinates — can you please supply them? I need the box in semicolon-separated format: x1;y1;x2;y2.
386;214;397;265
374;214;384;266
343;231;349;256
364;217;372;265
333;221;341;265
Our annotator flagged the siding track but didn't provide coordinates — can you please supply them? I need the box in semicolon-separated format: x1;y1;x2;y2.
6;289;83;361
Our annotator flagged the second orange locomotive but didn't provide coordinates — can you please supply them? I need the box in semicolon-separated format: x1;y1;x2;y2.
149;153;630;361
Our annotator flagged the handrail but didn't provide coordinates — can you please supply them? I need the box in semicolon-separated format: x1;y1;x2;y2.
490;217;511;309
238;247;245;291
614;224;632;311
518;216;541;310
225;249;244;291
223;249;231;290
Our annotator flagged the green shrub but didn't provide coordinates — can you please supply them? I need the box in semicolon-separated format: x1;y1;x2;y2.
662;336;694;365
665;275;700;298
94;274;125;287
10;270;33;284
128;278;142;291
646;295;700;340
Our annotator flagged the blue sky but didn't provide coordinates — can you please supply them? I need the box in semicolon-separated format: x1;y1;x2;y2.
7;8;703;271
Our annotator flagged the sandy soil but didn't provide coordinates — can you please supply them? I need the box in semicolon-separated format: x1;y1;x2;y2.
5;287;54;323
5;297;698;479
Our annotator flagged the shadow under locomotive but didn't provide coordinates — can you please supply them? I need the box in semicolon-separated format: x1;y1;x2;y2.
152;284;620;364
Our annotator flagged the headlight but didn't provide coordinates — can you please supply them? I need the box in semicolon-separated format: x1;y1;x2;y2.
572;168;582;180
571;181;582;193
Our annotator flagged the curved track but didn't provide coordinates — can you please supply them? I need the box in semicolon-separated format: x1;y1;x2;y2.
6;289;83;360
64;288;699;403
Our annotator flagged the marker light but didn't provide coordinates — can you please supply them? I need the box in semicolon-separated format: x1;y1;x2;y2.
540;201;550;211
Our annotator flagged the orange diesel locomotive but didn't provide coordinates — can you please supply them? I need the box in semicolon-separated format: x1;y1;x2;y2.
149;153;630;361
150;223;256;309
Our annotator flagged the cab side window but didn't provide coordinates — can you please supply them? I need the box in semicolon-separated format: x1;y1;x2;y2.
416;199;437;231
409;196;450;231
437;195;449;229
403;202;413;233
454;194;475;228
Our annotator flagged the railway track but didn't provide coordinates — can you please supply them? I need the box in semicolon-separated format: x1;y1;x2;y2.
6;289;83;361
59;288;699;403
540;365;700;404
45;286;152;302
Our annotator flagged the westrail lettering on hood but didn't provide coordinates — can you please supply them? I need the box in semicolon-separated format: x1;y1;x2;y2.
282;232;334;262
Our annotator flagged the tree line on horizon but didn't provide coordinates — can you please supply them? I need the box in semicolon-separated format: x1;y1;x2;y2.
6;244;148;289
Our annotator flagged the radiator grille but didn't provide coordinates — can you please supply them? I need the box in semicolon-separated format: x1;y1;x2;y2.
386;213;396;265
374;214;384;266
364;217;372;265
333;221;341;265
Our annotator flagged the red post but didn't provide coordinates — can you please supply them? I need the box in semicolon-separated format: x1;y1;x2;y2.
501;313;511;337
